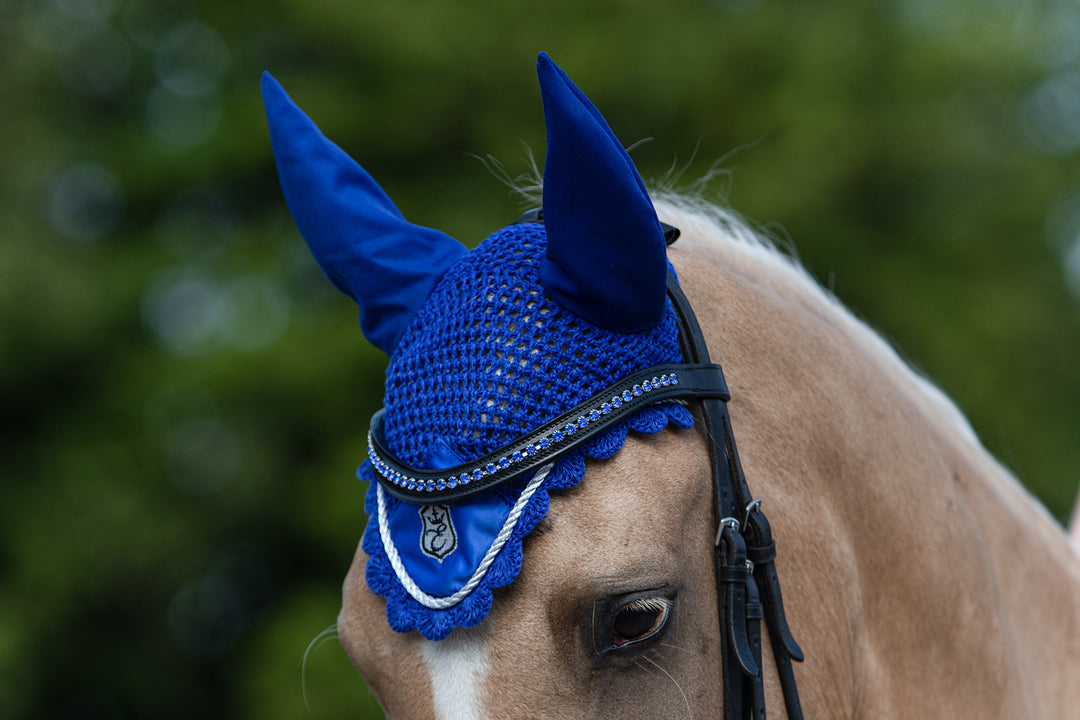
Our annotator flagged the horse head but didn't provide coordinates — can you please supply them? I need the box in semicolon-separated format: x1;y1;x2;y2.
264;55;1080;719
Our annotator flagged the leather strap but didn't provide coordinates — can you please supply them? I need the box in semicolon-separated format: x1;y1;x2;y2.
369;362;730;504
745;508;805;719
745;571;766;720
666;277;804;720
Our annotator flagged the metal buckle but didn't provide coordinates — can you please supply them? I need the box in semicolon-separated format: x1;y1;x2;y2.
743;498;762;528
715;516;740;546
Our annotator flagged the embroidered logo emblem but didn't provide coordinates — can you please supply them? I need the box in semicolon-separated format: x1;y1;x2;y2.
419;504;457;562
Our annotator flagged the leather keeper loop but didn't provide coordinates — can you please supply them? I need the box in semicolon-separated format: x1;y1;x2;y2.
718;565;751;584
747;540;776;566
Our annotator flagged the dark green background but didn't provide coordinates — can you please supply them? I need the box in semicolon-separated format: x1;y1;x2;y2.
4;0;1080;718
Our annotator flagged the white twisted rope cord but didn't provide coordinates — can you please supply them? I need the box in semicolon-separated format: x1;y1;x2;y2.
377;463;553;610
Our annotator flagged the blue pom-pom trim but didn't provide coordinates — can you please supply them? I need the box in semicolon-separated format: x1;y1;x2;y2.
359;401;694;640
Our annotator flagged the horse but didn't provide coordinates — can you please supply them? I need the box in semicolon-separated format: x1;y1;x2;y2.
332;193;1080;719
263;55;1080;719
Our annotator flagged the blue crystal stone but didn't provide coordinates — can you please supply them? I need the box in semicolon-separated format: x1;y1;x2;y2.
426;481;436;492
643;380;652;391
447;477;458;490
539;437;552;449
565;423;577;435
589;409;601;422
460;473;471;485
486;463;497;475
661;375;671;386
633;385;643;396
601;403;612;414
436;479;446;491
471;468;483;481
498;457;511;469
612;396;623;408
407;479;417;491
577;416;589;428
671;374;679;384
512;451;523;463
553;430;565;442
525;445;537;456
622;390;633;402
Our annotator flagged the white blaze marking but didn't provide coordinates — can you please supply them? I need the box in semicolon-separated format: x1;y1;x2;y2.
421;629;489;720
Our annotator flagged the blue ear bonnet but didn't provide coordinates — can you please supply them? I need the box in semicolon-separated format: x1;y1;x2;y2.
358;221;692;639
264;53;694;640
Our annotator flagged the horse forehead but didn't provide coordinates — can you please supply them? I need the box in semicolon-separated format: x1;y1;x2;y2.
597;427;706;503
541;428;711;568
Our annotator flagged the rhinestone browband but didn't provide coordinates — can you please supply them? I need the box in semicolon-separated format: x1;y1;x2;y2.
366;362;730;504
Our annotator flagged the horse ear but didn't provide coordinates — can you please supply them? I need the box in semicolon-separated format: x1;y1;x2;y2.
536;53;668;334
261;72;467;355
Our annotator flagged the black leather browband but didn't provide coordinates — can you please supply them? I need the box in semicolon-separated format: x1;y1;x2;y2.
368;361;729;504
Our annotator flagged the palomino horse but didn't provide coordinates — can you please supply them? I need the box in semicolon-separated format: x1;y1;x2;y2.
337;196;1080;719
264;55;1080;719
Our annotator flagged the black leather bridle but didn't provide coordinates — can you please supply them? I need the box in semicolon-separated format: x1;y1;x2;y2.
367;213;805;720
666;266;805;720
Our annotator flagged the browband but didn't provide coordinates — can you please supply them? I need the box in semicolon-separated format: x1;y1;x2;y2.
367;360;729;504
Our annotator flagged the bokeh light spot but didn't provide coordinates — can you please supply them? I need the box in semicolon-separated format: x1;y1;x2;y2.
143;269;232;355
142;269;292;354
47;163;126;242
154;21;230;98
56;26;132;96
1020;71;1080;155
146;87;222;148
224;276;291;351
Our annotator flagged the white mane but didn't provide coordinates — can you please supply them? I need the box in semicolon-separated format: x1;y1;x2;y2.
651;192;981;446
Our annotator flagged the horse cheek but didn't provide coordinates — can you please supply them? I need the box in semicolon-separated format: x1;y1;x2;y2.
338;542;438;719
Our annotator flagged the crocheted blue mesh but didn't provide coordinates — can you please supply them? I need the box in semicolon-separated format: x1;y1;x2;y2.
359;221;694;639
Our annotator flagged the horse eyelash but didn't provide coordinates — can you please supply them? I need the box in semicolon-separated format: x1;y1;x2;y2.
623;596;673;615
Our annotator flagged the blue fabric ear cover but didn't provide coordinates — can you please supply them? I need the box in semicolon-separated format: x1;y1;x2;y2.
261;55;692;641
260;72;468;355
360;221;693;640
537;52;668;334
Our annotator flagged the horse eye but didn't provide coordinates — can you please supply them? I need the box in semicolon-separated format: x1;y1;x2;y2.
610;596;672;648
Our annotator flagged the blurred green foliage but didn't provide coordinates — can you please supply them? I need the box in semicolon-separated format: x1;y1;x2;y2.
2;0;1079;717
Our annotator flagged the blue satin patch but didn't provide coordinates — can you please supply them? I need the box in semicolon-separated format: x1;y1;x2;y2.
380;434;532;599
383;483;518;597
